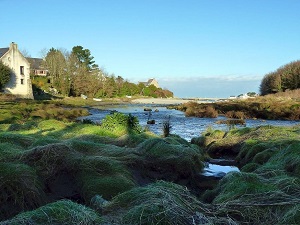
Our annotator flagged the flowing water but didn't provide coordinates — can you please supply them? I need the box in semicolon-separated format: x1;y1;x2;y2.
80;104;300;175
81;104;300;141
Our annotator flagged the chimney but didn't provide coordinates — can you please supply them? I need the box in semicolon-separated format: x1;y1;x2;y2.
10;42;18;50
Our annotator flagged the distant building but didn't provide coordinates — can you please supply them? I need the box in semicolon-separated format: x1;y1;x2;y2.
140;78;160;88
26;57;48;76
0;42;33;99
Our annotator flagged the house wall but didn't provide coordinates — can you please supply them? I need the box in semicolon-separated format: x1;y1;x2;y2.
1;43;33;99
149;79;160;88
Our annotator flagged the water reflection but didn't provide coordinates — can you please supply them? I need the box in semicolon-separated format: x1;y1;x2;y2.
81;104;300;141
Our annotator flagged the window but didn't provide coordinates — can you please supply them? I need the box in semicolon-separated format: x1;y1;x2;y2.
20;79;24;85
20;66;24;75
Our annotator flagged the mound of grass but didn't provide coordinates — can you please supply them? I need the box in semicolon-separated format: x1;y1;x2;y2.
260;141;300;176
199;125;300;159
20;143;76;181
37;119;68;131
0;133;34;149
29;137;61;148
209;171;300;224
0;163;45;220
0;143;24;161
1;200;103;225
136;137;204;181
74;155;136;201
103;181;235;225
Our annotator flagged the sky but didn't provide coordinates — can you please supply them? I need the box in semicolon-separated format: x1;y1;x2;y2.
1;0;300;98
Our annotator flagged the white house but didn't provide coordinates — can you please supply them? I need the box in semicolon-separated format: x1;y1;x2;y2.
140;78;160;88
0;42;33;99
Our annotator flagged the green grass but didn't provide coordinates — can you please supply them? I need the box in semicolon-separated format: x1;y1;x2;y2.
197;125;300;224
103;181;232;225
0;162;45;220
0;200;103;225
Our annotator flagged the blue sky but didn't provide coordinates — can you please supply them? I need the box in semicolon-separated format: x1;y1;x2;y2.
1;0;300;98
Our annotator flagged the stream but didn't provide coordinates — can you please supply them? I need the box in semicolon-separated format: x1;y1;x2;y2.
79;104;300;177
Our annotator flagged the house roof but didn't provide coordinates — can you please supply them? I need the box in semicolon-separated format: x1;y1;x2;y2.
0;48;9;58
26;57;44;69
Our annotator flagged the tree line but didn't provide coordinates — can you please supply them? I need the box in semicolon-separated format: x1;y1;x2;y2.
260;60;300;95
33;46;173;98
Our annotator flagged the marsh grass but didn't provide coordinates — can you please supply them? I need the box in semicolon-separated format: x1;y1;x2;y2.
176;92;300;120
135;138;204;181
20;143;76;182
0;100;89;124
198;124;300;224
0;133;34;148
207;171;300;224
103;181;237;225
0;143;24;161
0;162;45;220
0;200;103;225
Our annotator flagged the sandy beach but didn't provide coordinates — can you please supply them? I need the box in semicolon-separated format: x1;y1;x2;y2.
131;98;202;105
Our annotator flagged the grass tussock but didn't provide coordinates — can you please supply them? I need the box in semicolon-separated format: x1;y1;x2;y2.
103;181;237;225
205;171;300;224
0;133;34;148
0;143;24;161
0;163;45;220
74;155;136;201
0;200;103;225
198;124;300;224
20;143;76;181
136;138;204;180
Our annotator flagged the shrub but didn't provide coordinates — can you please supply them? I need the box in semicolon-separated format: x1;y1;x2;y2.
204;106;218;118
101;112;142;134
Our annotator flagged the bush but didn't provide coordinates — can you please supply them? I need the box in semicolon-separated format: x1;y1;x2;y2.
101;112;142;134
